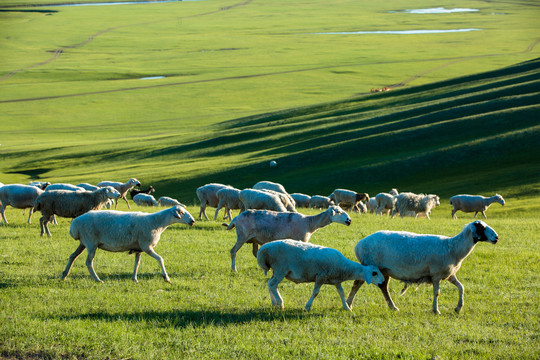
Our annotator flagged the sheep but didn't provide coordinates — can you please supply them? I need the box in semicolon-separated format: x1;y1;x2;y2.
46;183;86;192
328;189;369;212
223;205;351;271
130;185;155;200
260;189;297;212
389;188;399;196
346;220;499;314
253;180;296;208
133;193;159;207
77;183;100;192
214;187;245;221
391;192;440;219
367;198;378;214
257;239;385;311
269;160;277;167
239;188;287;213
34;187;121;237
0;184;44;224
449;194;505;219
62;205;195;283
29;181;51;190
97;178;141;209
309;195;334;209
375;192;397;216
290;193;311;208
158;196;185;208
196;183;232;220
356;201;367;214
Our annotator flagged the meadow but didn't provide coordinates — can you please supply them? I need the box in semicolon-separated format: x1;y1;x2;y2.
1;0;539;358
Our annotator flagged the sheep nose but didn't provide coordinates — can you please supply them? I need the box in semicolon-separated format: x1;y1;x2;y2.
345;219;351;226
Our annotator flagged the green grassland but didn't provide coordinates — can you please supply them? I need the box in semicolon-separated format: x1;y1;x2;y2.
1;0;540;358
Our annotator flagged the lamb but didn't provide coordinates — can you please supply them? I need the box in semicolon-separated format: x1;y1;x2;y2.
62;205;195;283
260;189;297;212
309;195;334;209
257;239;384;311
133;193;159;207
130;185;155;200
97;178;141;209
239;188;287;213
391;192;440;219
253;180;296;208
214;187;245;221
158;196;185;208
375;192;397;216
34;187;121;237
290;193;311;208
223;205;351;271
328;189;369;212
346;220;499;314
367;198;378;214
196;183;232;220
449;194;505;219
0;184;44;224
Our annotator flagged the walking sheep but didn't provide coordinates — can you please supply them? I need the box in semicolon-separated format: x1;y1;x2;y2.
62;205;195;283
329;189;369;212
0;184;44;224
309;195;334;209
223;205;351;271
214;187;245;221
196;183;231;220
133;193;159;207
97;178;141;209
449;194;505;219
34;187;121;237
239;188;287;213
257;240;384;311
346;220;499;314
290;193;311;208
391;192;440;219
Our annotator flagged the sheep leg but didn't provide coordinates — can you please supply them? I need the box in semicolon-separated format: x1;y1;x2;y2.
267;273;286;309
39;216;46;237
1;205;8;224
378;276;399;311
432;280;441;314
481;211;487;219
251;243;259;257
122;196;131;210
335;283;352;311
132;252;142;283
230;239;247;272
85;246;103;283
61;243;86;280
27;207;35;224
213;205;222;221
400;283;409;296
448;274;464;313
143;248;170;282
305;280;324;311
451;208;458;219
225;208;233;221
346;279;364;308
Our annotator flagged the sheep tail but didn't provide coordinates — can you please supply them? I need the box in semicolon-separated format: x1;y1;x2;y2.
222;218;236;230
256;253;271;276
69;222;80;240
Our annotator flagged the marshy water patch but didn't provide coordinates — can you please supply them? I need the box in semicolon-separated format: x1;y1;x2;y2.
390;8;480;14
314;29;481;35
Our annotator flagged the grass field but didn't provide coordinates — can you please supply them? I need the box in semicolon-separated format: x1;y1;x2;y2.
1;0;540;358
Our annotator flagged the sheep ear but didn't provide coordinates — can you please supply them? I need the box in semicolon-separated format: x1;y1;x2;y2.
471;221;486;243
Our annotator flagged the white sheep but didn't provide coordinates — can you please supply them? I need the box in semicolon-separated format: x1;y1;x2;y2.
346;220;499;314
257;239;385;311
77;183;100;191
133;193;159;207
214;187;245;221
356;201;367;214
46;183;86;192
328;189;369;212
158;196;185;208
29;181;51;190
449;194;505;219
239;188;287;213
260;189;297;212
367;198;378;214
391;192;440;219
223;205;351;271
196;183;231;220
34;187;121;237
290;193;311;208
375;192;397;216
389;188;399;196
0;184;44;224
62;205;195;283
97;178;141;209
309;195;334;209
253;180;296;209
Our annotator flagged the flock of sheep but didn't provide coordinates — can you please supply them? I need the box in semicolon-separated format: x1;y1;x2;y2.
0;179;505;314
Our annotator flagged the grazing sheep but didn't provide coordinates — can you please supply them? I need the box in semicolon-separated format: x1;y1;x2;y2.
253;180;296;208
196;183;232;220
158;196;185;208
97;178;141;209
449;194;505;219
0;184;44;224
214;187;245;221
260;189;297;212
290;193;311;208
257;240;384;311
34;187;121;237
309;195;334;209
239;188;287;213
46;183;86;192
133;193;159;207
367;198;378;214
391;192;440;219
77;183;100;192
356;201;367;214
329;189;369;212
346;220;499;314
29;181;51;190
223;205;351;271
130;186;155;200
375;192;397;216
62;205;195;283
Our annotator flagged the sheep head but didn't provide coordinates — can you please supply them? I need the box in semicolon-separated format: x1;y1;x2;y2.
363;265;385;285
128;178;141;187
103;186;120;199
172;205;195;226
328;205;351;226
470;220;498;244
